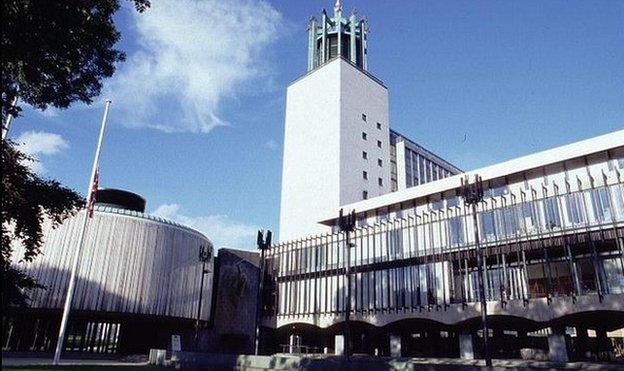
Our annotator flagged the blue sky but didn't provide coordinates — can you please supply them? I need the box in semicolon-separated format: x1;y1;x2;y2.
9;0;624;249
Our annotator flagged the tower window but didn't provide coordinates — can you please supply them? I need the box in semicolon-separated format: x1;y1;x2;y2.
377;122;382;130
362;114;367;122
363;190;368;200
363;171;368;180
362;132;367;140
378;178;383;186
378;158;382;166
362;151;368;159
377;140;382;148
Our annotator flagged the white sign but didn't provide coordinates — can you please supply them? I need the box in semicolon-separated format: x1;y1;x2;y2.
171;334;181;352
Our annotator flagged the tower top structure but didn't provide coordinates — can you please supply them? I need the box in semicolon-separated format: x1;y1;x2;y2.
307;1;369;71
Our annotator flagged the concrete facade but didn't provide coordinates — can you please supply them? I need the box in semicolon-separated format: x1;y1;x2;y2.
280;57;390;241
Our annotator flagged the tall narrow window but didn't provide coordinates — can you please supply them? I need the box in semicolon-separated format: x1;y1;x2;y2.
376;122;382;130
362;132;367;140
363;171;368;180
362;190;368;199
378;178;383;186
362;114;367;121
362;151;368;159
377;140;382;148
378;158;383;167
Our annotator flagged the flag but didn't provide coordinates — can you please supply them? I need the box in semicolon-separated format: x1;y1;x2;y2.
87;167;100;218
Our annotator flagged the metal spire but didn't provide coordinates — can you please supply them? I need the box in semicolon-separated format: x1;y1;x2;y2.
334;0;342;14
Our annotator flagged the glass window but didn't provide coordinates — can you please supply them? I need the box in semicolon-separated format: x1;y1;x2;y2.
492;185;509;197
362;190;368;200
362;132;367;140
591;188;612;222
613;184;624;220
449;217;464;246
447;196;459;208
362;114;367;121
480;211;497;241
376;122;381;130
520;201;539;233
363;171;368;180
362;151;367;159
431;199;443;210
378;178;383;186
378;158;382;167
377;140;382;148
544;197;562;229
419;157;426;183
565;193;586;225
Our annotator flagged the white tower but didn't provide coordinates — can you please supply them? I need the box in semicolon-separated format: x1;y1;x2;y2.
279;2;390;241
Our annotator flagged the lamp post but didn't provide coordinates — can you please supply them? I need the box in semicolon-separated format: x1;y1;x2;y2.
255;230;272;355
194;244;212;351
338;209;356;361
460;174;491;367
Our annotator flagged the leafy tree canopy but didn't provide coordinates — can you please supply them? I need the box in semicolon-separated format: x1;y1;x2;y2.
2;0;150;118
1;0;149;309
2;141;84;309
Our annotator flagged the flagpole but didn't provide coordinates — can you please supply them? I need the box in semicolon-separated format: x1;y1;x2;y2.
53;100;112;365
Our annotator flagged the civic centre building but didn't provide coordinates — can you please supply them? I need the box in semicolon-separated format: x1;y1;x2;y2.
3;189;214;354
268;1;624;362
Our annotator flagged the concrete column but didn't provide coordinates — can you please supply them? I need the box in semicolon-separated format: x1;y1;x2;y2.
396;142;407;191
334;335;344;355
548;331;568;362
390;335;401;357
459;334;474;360
288;334;296;354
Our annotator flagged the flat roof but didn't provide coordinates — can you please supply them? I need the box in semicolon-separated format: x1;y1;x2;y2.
320;129;624;225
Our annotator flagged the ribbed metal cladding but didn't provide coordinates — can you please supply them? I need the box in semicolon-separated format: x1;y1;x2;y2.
11;208;213;321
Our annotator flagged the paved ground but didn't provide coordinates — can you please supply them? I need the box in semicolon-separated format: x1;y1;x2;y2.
3;354;623;370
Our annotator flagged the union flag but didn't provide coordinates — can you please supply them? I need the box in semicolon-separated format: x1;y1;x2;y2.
87;167;99;218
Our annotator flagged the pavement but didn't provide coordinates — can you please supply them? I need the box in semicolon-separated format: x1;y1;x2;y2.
2;353;623;370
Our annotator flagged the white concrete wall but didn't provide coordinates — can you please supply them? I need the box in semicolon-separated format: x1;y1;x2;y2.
280;58;390;241
280;60;342;241
339;59;390;204
11;208;214;320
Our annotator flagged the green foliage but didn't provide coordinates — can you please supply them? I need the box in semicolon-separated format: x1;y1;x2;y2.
1;140;84;309
1;0;150;119
1;0;149;309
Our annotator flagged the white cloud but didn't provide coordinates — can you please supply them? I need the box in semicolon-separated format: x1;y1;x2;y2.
106;0;282;133
153;203;259;250
14;131;69;173
265;139;278;150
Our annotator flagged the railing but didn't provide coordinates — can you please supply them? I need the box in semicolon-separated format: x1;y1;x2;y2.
262;180;624;317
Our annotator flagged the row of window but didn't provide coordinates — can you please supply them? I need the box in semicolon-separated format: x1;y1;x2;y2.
361;151;383;167
361;132;383;148
274;255;624;316
362;171;383;185
270;184;624;275
361;113;383;131
361;113;385;200
404;148;454;188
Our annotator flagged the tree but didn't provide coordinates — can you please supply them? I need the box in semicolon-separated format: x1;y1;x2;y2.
1;0;150;309
2;0;150;119
2;141;84;309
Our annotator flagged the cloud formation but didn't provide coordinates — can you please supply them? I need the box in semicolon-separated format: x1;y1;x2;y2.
14;131;69;173
107;0;282;133
153;203;259;250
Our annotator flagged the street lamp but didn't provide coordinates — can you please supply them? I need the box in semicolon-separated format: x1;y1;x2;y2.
460;174;492;367
194;244;212;351
255;230;272;355
338;208;356;361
